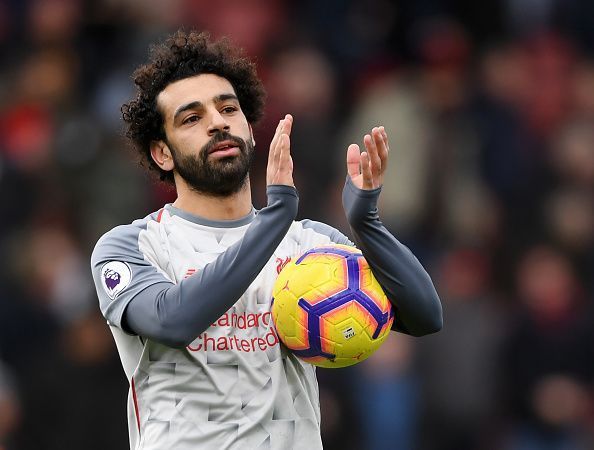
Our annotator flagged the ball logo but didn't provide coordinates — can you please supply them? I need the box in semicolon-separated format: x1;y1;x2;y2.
101;261;132;299
342;326;355;340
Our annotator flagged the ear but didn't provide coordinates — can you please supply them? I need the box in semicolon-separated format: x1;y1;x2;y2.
150;140;175;172
248;124;256;146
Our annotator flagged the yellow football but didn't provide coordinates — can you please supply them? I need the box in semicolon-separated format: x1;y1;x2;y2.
271;244;394;368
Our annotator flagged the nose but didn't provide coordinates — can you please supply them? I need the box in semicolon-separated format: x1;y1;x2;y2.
207;109;230;135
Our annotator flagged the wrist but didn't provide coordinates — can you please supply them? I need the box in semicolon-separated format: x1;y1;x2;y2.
343;176;381;225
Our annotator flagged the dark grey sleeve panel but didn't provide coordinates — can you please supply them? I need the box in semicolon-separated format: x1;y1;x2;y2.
91;215;176;333
300;219;354;246
342;176;442;336
123;185;299;348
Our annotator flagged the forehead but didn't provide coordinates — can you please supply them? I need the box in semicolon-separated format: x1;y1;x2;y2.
157;73;237;116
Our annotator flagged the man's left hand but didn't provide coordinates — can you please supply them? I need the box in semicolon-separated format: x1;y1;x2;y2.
346;126;389;190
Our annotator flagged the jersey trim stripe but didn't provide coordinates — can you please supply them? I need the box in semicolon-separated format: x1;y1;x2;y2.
156;208;164;223
131;376;141;435
165;203;256;227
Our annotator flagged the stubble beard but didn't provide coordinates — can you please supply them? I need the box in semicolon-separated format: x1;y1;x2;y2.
168;131;255;197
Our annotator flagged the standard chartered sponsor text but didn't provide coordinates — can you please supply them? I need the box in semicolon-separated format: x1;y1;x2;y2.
186;309;279;352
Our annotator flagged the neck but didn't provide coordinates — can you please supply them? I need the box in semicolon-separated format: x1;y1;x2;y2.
172;177;253;220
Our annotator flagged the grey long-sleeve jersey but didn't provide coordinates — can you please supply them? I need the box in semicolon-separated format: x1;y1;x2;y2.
90;180;441;450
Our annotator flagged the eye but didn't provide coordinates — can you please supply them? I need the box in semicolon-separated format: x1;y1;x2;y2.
221;106;238;114
182;115;200;125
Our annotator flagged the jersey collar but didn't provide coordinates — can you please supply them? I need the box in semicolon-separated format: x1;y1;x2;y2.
164;204;256;228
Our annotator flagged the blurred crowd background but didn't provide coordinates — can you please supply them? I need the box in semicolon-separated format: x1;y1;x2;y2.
1;0;594;449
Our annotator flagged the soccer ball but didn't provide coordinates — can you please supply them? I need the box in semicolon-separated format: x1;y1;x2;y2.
271;244;394;368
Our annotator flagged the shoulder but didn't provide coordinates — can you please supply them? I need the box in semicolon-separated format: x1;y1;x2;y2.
91;211;161;266
293;219;354;246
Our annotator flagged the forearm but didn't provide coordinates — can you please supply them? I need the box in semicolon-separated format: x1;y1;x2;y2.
342;177;442;336
124;185;298;347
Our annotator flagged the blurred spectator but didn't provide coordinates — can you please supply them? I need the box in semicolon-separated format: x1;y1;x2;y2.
180;0;288;57
316;369;361;450
339;71;432;238
0;362;20;450
13;311;129;450
570;61;594;117
520;34;575;138
501;245;594;450
262;43;340;221
417;248;504;450
474;40;536;209
544;187;594;257
549;120;594;189
545;117;594;292
27;0;83;45
340;18;498;256
353;334;419;450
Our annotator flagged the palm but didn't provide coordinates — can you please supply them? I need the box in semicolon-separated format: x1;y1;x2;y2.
346;127;389;190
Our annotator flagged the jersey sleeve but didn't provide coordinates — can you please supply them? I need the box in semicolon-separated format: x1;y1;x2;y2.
91;219;175;332
92;185;299;348
342;176;443;336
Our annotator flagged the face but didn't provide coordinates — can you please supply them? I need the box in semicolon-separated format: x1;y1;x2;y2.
154;74;255;196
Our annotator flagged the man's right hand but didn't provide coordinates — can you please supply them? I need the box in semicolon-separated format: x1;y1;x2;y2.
266;114;294;187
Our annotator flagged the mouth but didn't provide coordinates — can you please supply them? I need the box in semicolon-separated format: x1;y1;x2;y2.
208;140;241;157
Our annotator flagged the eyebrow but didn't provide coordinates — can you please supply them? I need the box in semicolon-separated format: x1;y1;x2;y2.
173;100;203;121
172;94;239;121
214;93;239;103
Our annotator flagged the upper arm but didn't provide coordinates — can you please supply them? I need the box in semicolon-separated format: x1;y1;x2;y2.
90;223;174;333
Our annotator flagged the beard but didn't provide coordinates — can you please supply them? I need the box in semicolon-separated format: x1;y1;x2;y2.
168;131;255;197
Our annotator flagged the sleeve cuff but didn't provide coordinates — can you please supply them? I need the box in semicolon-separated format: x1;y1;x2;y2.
344;175;382;199
266;184;299;198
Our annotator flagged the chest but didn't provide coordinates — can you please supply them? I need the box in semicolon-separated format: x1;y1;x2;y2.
155;223;302;312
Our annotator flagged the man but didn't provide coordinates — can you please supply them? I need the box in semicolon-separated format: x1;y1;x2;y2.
91;29;442;450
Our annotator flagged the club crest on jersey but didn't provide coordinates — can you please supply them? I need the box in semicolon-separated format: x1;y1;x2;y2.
276;257;292;274
100;261;132;299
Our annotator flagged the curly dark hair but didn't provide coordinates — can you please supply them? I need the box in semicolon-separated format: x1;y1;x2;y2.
121;29;266;184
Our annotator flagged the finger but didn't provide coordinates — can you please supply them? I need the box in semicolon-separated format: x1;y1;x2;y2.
346;144;361;179
276;133;294;185
268;120;282;176
376;126;389;164
267;119;289;185
371;127;387;176
361;151;374;189
283;114;293;137
273;130;284;173
381;126;389;150
268;119;284;167
278;133;291;172
364;130;382;178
